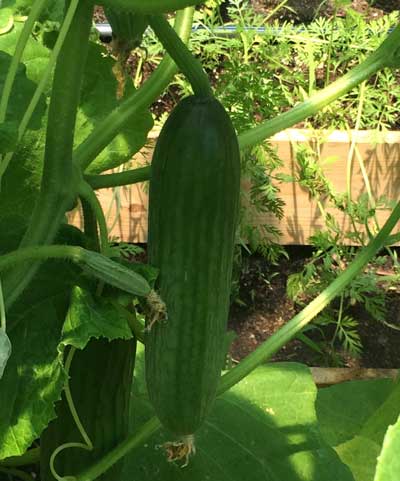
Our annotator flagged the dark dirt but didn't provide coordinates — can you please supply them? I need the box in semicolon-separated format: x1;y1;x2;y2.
228;247;400;369
222;0;398;23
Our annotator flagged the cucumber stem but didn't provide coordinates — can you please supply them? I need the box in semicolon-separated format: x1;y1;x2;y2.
149;15;212;97
73;417;161;481
78;181;109;254
81;198;101;252
85;166;151;190
0;245;84;272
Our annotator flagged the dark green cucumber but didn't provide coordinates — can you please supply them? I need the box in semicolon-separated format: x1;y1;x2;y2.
40;338;135;480
145;95;240;436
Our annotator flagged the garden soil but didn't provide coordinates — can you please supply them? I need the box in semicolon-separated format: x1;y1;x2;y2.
228;247;400;369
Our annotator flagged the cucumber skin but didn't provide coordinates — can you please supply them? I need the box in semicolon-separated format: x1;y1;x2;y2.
98;0;203;14
145;95;240;436
40;338;135;481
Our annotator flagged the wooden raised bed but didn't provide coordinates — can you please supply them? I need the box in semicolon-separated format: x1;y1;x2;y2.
69;129;400;245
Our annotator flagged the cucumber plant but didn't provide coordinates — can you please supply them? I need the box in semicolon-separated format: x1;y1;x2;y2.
0;1;400;480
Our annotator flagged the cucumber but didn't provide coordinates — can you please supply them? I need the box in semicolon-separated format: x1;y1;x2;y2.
40;338;135;480
145;95;241;437
104;7;148;49
98;0;203;14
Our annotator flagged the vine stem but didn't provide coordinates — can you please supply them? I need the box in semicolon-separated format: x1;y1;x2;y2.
78;182;109;254
68;200;400;481
0;245;84;272
148;15;212;97
74;417;161;481
85;166;151;190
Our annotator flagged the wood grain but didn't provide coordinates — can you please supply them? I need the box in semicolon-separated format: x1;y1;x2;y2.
69;129;400;245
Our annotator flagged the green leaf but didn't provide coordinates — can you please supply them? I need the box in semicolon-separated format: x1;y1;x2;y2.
0;50;46;128
317;378;400;481
0;299;66;460
316;378;395;447
374;414;400;481
0;259;78;460
0;127;45;250
125;362;354;481
0;120;18;153
0;46;48;244
0;330;11;378
0;23;50;85
77;42;153;174
60;285;133;352
3;0;65;21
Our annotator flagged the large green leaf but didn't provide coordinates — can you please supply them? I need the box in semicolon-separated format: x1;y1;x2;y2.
316;378;400;481
124;362;354;481
374;414;400;481
0;297;66;460
0;36;48;249
78;42;153;174
0;125;45;253
0;257;79;460
316;378;395;447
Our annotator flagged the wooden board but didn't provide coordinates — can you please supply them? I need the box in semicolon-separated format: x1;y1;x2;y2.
69;129;400;245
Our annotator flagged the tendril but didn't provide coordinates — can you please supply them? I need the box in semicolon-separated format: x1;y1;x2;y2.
49;347;94;480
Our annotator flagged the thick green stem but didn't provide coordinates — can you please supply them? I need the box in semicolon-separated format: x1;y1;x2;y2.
85;166;151;190
81;199;100;252
74;417;161;481
238;23;400;150
75;7;195;172
3;0;94;309
0;245;84;272
149;15;212;97
78;182;109;254
0;0;49;123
